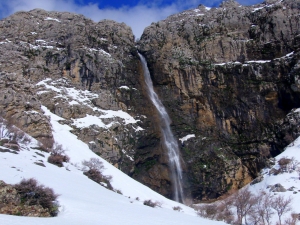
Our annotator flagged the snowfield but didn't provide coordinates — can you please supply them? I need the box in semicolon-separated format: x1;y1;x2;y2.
0;106;226;225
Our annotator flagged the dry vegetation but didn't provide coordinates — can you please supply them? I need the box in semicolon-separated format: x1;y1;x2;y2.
13;178;59;217
196;156;300;225
47;143;70;167
196;188;298;225
82;158;113;190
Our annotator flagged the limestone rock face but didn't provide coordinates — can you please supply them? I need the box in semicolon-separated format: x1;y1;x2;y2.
0;9;162;186
0;72;53;144
138;0;300;200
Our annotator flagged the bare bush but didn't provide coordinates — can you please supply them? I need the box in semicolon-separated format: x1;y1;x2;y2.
215;199;234;224
196;187;295;225
278;157;291;173
47;143;69;167
172;206;182;212
143;199;161;208
82;158;113;190
196;204;218;220
82;158;104;172
51;143;66;156
14;178;59;216
271;195;292;225
114;189;122;195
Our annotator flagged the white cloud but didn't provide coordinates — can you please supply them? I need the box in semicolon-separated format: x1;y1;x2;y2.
0;0;263;38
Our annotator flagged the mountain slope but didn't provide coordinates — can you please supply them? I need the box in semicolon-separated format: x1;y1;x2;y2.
0;110;226;225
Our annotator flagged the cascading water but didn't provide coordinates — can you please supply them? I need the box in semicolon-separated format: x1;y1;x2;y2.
138;53;185;203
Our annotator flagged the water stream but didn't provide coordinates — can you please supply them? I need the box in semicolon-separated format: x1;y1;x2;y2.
138;53;185;203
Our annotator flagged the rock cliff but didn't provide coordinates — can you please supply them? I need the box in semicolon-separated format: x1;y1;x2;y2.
138;0;300;200
0;9;158;176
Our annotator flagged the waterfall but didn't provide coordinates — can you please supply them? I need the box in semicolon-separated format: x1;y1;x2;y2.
138;53;185;203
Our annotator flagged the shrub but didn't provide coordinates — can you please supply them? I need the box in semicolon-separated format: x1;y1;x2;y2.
143;199;161;208
13;178;59;216
196;204;218;219
172;206;182;212
48;154;69;167
82;158;104;172
278;157;291;172
114;189;122;195
47;143;69;167
82;158;113;190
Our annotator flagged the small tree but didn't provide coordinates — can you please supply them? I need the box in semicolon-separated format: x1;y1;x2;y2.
252;191;274;225
231;187;259;225
271;195;292;225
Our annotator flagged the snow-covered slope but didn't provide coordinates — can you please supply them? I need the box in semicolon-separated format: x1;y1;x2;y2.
0;106;226;225
247;137;300;222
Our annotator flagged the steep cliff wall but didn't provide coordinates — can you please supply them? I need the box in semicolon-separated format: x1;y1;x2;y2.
0;9;161;176
138;0;300;200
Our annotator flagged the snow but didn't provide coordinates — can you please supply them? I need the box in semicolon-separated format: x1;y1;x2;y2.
252;6;264;12
98;109;140;125
119;86;130;90
84;47;111;57
36;78;143;131
215;60;270;67
179;134;195;143
247;135;300;223
122;149;134;161
245;60;271;64
71;109;142;130
0;107;227;225
44;17;61;22
72;114;107;128
36;39;46;43
36;78;61;93
274;51;294;60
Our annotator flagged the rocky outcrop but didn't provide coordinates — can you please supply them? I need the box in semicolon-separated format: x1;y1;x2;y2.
0;9;161;184
0;72;53;144
138;0;300;200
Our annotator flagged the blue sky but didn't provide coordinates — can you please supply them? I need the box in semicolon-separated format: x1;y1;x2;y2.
0;0;263;38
